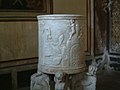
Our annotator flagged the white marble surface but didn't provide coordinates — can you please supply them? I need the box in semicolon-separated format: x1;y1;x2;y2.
37;14;86;74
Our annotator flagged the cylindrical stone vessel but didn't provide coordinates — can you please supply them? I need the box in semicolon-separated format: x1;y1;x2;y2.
37;14;86;74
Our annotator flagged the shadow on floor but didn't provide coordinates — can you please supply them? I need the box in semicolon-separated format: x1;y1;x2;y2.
96;71;120;90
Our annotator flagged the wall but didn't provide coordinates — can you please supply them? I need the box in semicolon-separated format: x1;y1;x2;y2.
0;21;38;62
0;21;38;90
53;0;86;16
0;0;52;89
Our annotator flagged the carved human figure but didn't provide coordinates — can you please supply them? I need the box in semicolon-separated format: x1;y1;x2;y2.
54;72;68;90
82;62;97;90
87;62;98;76
31;72;50;90
69;20;76;40
44;28;68;65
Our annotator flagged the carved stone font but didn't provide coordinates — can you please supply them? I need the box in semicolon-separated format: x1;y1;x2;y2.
31;14;86;90
37;14;86;74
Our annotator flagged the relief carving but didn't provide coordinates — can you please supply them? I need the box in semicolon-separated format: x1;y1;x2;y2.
68;20;76;40
44;28;68;65
81;62;97;90
70;44;81;67
31;15;86;90
38;15;85;74
45;28;52;40
68;20;83;41
31;72;50;90
54;72;69;90
68;20;84;67
77;25;83;40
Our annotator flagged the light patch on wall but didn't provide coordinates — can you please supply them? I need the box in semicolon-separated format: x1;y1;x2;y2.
53;0;86;15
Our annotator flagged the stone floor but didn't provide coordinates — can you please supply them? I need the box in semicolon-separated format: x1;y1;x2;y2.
96;71;120;90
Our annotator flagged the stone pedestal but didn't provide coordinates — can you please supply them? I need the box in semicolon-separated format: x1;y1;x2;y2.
31;14;92;90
